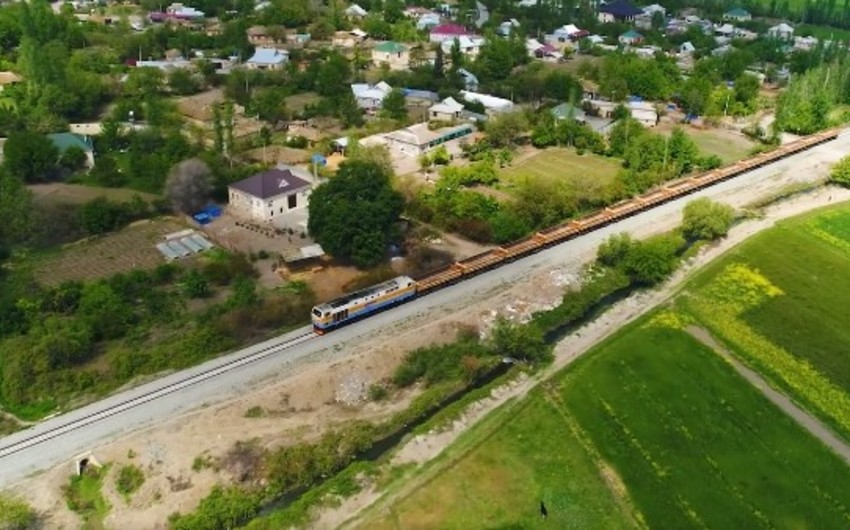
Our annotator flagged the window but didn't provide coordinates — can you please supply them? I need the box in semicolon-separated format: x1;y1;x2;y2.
288;194;297;209
280;207;284;213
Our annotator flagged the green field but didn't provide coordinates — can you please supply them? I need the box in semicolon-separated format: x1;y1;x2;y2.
502;147;621;185
360;395;637;530
680;203;850;442
353;202;850;529
656;126;755;164
797;23;850;41
359;319;850;529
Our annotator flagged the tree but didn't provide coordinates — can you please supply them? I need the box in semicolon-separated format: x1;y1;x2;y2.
0;169;33;245
2;131;58;182
316;53;351;97
59;145;87;172
165;158;213;214
622;234;683;286
831;154;850;187
380;88;407;121
78;197;125;235
733;72;761;106
681;198;735;241
597;232;633;268
485;111;528;148
252;87;288;127
488;316;550;363
308;160;404;267
168;68;200;96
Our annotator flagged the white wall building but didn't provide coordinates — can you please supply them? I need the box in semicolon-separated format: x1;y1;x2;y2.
228;168;312;223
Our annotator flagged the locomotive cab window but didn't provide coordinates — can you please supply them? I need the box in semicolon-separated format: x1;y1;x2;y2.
312;308;323;317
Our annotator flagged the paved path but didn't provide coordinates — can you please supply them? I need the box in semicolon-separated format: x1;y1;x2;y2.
1;132;849;489
687;326;850;466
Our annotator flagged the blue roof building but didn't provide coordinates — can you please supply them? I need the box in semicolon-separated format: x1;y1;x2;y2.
246;48;289;70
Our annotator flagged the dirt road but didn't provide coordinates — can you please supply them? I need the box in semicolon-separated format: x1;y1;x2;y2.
687;326;850;466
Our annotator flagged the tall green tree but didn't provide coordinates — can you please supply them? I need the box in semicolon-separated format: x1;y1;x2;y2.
380;88;408;121
308;160;404;267
2;131;58;182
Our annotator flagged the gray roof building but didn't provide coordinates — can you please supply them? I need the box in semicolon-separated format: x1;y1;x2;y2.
229;168;311;199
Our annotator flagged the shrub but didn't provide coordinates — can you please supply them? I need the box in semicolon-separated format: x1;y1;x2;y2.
368;384;388;401
0;494;37;530
115;464;145;497
681;198;734;241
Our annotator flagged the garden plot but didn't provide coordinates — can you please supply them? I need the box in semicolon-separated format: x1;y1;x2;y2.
34;218;188;286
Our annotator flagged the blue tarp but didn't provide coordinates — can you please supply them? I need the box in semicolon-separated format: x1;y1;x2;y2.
193;213;211;225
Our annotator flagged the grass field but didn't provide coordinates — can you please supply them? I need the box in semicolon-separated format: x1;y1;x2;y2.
797;23;850;41
558;323;850;529
501;147;621;186
680;202;850;441
656;125;755;164
360;396;637;530
284;92;321;113
360;318;850;529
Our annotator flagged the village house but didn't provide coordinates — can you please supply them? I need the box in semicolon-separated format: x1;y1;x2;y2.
551;102;586;123
351;81;393;111
597;0;642;24
344;3;368;19
165;3;204;19
384;122;474;156
228;168;312;223
794;35;819;51
527;39;563;61
245;48;288;70
498;19;520;36
679;41;696;56
372;41;410;70
417;13;441;30
429;97;465;121
47;132;95;168
550;24;588;44
588;99;658;127
619;29;643;46
246;25;286;47
332;29;367;48
430;23;473;43
768;23;795;40
723;7;752;22
459;90;514;115
0;71;22;92
457;68;479;91
441;35;485;58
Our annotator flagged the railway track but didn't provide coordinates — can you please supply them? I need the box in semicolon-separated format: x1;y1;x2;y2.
0;126;840;461
0;332;317;459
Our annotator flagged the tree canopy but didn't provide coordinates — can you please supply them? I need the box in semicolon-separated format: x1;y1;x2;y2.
681;198;735;241
2;131;58;182
307;160;404;267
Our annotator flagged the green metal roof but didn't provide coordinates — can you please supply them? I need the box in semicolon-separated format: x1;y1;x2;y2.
726;7;750;16
47;132;93;153
374;41;408;53
551;102;585;120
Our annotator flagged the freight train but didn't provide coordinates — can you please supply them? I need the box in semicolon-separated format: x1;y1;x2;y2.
311;127;841;332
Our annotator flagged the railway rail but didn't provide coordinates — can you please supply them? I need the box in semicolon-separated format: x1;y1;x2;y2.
0;126;840;460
